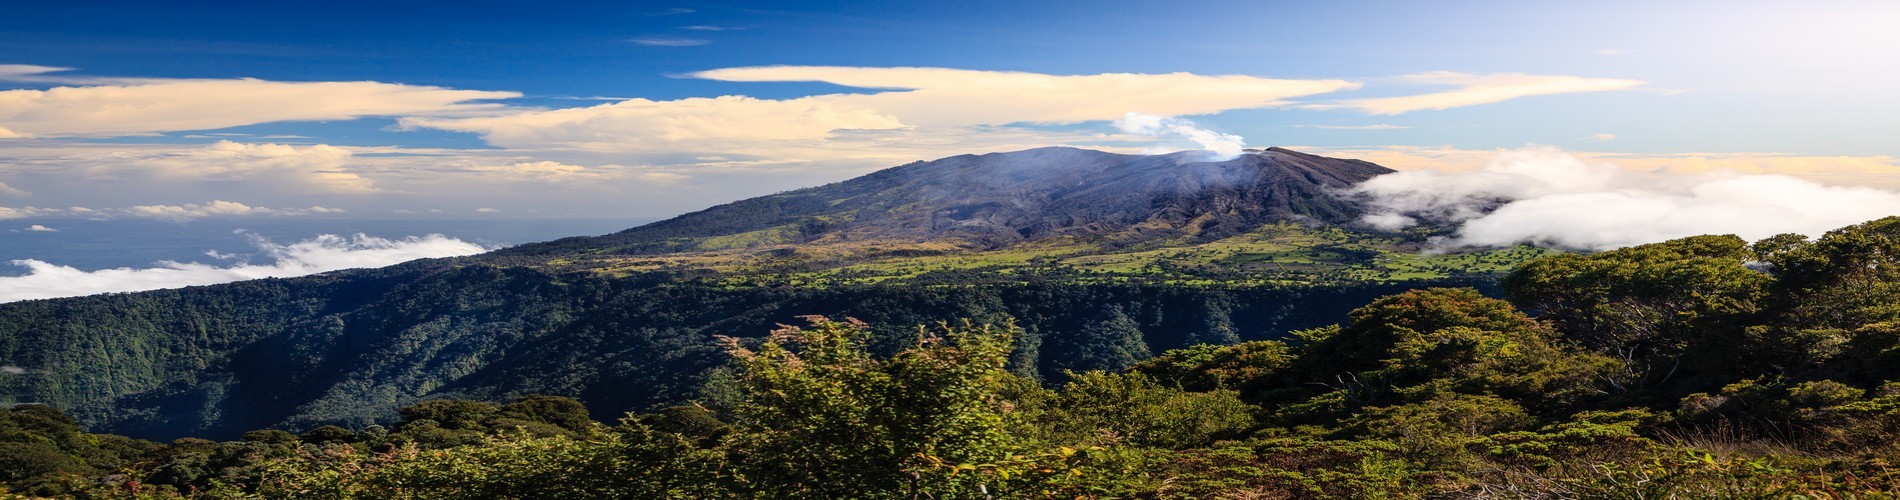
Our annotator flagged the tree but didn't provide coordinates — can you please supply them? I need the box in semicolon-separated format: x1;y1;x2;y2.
1292;288;1613;413
398;400;500;431
497;395;596;434
718;316;1024;497
298;425;356;444
1071;306;1151;373
1504;235;1767;390
1764;217;1900;330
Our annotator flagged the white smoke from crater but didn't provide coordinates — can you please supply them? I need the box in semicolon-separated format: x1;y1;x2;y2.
1114;112;1247;159
1352;146;1900;250
0;233;487;303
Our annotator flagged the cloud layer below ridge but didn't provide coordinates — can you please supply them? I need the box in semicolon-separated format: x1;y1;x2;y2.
1352;146;1900;250
0;233;487;302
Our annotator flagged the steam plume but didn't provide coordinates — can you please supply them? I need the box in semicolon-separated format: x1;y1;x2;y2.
1114;112;1246;159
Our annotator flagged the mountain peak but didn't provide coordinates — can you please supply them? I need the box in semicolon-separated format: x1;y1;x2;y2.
496;147;1395;262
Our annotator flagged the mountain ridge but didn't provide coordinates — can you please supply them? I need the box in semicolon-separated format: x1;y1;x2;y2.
1;146;1532;441
494;146;1394;265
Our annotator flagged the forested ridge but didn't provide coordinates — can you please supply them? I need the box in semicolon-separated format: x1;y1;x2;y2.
0;147;1492;442
6;217;1900;497
0;257;1466;440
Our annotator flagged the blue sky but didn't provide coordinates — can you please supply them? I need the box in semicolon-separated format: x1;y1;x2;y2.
2;0;1898;220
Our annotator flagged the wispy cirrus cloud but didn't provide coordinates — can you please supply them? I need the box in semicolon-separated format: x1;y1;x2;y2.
1303;123;1409;130
1316;72;1645;115
0;200;343;221
629;37;710;47
0;66;517;138
645;7;695;16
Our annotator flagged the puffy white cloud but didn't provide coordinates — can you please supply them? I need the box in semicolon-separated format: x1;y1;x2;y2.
406;67;1358;156
0;233;486;303
135;140;373;192
0;66;517;137
122;200;345;221
0;206;57;220
22;224;55;232
1351;146;1900;250
1323;72;1645;115
463;160;690;183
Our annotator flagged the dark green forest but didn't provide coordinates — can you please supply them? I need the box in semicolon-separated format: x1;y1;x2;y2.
0;255;1477;441
6;217;1900;497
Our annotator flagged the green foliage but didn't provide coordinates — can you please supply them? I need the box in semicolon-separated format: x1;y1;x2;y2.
1069;306;1151;372
1133;340;1294;393
1480;408;1658;469
1154;438;1449;497
1766;216;1900;329
0;270;1450;441
1291;288;1614;414
1023;371;1254;449
718;316;1023;497
1344;393;1534;468
1505;235;1768;390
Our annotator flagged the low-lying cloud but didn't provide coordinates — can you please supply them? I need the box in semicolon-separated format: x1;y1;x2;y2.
1113;112;1246;159
1352;146;1900;250
0;233;487;303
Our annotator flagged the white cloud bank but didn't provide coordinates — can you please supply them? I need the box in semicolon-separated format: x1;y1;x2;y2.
96;140;374;192
0;66;517;137
1352;146;1900;250
0;233;487;303
404;66;1358;155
